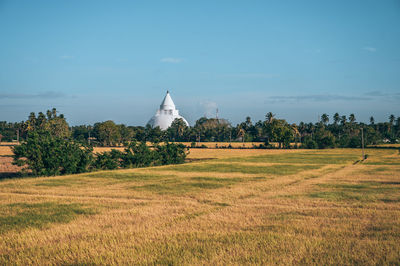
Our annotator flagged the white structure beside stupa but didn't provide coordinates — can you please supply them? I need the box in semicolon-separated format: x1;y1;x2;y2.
147;91;189;130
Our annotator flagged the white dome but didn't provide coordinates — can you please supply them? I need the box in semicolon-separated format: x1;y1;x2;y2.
147;91;189;130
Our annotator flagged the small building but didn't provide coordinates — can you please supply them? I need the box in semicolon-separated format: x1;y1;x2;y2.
147;91;189;130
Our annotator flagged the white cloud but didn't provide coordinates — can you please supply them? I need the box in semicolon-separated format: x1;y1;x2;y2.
200;101;218;117
0;91;67;99
363;46;376;52
160;57;184;63
60;55;74;60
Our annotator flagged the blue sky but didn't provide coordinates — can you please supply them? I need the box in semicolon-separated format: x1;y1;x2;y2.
0;0;399;126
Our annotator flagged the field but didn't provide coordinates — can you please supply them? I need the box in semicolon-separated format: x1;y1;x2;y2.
0;148;399;264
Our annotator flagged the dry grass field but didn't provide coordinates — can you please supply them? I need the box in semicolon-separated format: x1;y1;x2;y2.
0;148;399;264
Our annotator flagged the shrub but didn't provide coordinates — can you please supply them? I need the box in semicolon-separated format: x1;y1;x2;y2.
120;141;157;168
154;142;187;165
93;149;123;170
302;136;318;149
315;132;336;149
13;131;93;176
348;136;361;148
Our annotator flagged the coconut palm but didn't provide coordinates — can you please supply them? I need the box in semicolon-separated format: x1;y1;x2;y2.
340;115;347;125
265;112;275;124
321;113;329;125
245;116;252;128
370;116;375;125
333;113;340;125
389;114;395;125
237;127;245;143
349;114;356;124
291;124;300;145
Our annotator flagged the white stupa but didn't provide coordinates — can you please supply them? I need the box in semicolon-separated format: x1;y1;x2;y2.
147;91;189;130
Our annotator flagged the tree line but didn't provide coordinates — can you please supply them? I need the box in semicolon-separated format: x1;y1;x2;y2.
1;108;400;149
8;108;188;176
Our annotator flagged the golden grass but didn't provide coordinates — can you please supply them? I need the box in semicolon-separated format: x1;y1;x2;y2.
0;149;399;264
369;143;400;148
0;146;13;156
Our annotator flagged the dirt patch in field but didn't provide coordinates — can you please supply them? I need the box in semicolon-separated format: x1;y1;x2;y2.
0;146;13;156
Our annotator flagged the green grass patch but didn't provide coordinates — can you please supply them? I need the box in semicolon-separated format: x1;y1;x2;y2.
129;174;259;194
156;163;322;175
220;152;360;164
84;171;174;181
308;181;400;202
199;199;230;207
0;202;97;233
363;158;400;165
35;177;88;187
191;176;244;184
130;181;225;194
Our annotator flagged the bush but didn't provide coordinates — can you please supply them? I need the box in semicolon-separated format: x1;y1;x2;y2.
13;131;93;176
13;133;188;176
315;132;336;149
120;141;157;168
348;136;361;148
154;142;187;165
302;136;318;149
93;149;123;170
114;141;188;169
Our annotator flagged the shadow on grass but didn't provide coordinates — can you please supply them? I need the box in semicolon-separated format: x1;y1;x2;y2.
0;202;97;233
308;182;400;203
0;172;34;181
155;163;322;175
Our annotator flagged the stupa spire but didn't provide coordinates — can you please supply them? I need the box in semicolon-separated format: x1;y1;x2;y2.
160;91;176;110
147;90;189;130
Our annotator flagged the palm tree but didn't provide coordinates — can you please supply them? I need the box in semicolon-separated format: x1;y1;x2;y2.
321;113;329;125
349;114;356;124
265;112;275;124
370;116;375;125
46;110;52;120
291;124;300;145
389;114;395;125
389;114;395;138
340;115;347;125
51;108;57;118
237;128;245;143
333;113;340;125
245;116;252;128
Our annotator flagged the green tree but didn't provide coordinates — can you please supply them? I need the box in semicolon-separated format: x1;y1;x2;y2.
265;112;275;124
340;115;347;125
314;128;335;149
45;117;70;138
333;113;340;125
349;114;356;124
93;120;121;146
12;131;93;176
369;116;375;125
167;118;188;141
264;118;292;148
321;113;329;125
22;108;70;138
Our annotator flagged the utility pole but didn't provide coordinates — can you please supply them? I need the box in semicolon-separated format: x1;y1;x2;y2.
361;127;365;160
88;131;91;145
16;129;19;143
